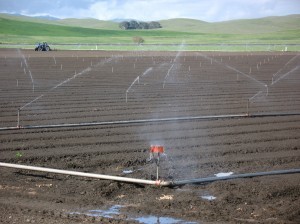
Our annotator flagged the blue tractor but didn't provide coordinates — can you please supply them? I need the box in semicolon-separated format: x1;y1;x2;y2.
35;42;51;51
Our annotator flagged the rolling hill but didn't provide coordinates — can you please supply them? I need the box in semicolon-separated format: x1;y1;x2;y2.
0;13;299;49
1;13;299;34
159;15;300;34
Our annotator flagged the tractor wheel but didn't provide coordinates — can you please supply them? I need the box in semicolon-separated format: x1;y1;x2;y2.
45;46;50;51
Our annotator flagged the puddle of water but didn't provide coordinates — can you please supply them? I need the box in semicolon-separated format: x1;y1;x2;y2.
87;205;123;218
134;215;197;224
201;195;216;201
214;172;233;177
71;205;198;224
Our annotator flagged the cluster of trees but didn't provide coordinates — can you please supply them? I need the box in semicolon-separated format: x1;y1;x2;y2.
119;20;162;30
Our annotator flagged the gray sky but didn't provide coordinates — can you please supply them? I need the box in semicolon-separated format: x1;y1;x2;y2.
0;0;299;22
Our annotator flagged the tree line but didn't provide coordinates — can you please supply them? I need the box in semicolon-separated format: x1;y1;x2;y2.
119;20;162;30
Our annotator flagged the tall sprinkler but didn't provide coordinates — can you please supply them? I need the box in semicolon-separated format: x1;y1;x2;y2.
148;145;165;180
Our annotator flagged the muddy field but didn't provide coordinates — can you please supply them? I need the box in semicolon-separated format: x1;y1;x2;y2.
0;49;299;223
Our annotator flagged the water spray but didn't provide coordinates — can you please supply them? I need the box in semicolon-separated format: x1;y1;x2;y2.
272;66;299;85
163;64;174;88
126;76;140;103
19;57;116;111
197;53;267;88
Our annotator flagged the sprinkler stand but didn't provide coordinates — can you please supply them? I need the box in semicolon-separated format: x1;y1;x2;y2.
247;99;249;116
149;145;164;180
17;108;20;128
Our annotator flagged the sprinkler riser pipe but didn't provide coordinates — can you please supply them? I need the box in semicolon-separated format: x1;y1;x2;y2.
17;109;20;128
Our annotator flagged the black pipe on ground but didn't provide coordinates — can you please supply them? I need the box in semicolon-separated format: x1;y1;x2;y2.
171;169;300;186
0;112;299;131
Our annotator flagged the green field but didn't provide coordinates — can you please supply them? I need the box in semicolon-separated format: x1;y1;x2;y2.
0;13;299;51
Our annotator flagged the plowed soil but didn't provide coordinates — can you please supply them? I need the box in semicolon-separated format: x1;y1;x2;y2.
0;49;299;223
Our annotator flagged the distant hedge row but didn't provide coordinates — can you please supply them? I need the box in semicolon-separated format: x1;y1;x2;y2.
119;20;162;30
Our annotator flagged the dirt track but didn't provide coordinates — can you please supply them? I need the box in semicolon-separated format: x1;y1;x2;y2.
0;49;299;223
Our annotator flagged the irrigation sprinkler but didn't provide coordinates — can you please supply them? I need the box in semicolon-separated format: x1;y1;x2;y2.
149;145;165;180
246;99;249;116
17;108;20;128
249;67;252;74
112;67;114;73
61;64;62;70
29;71;34;92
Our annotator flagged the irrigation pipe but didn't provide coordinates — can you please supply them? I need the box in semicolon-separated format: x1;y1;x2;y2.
0;162;299;187
1;112;300;131
172;169;300;186
0;162;169;186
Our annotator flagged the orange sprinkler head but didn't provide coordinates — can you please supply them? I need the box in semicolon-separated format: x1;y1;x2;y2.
150;145;164;153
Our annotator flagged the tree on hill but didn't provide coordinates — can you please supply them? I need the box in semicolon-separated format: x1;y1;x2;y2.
119;20;162;30
132;36;145;45
119;21;129;30
148;21;162;29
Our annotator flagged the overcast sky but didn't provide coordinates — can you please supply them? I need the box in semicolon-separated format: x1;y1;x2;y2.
0;0;299;22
